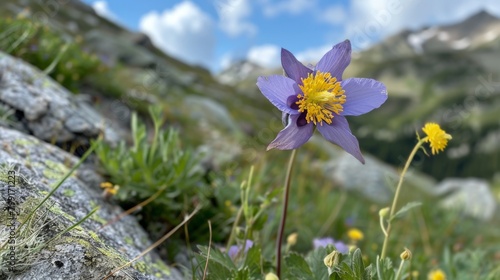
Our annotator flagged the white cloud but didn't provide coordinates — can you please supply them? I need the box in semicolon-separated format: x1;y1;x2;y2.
92;1;118;21
260;0;316;17
247;45;281;68
216;0;257;36
219;52;234;70
320;5;347;26
347;0;500;50
139;1;215;68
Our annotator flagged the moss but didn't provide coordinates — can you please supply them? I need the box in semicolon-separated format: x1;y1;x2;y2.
89;213;107;225
13;138;37;147
96;246;127;264
17;196;44;221
48;203;76;222
62;188;75;197
133;261;148;273
71;235;126;268
39;160;70;180
88;230;102;243
152;260;171;276
124;236;134;245
39;190;49;196
89;200;99;209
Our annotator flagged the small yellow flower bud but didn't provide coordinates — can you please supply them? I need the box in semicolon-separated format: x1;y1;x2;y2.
347;228;364;241
100;182;119;199
265;272;279;280
100;182;113;189
348;245;357;253
379;207;390;218
400;248;412;261
287;233;298;247
324;251;340;268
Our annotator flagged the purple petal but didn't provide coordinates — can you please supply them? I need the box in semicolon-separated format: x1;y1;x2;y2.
313;237;335;249
228;245;239;259
257;75;300;114
243;240;254;253
334;241;349;254
341;78;388;116
315;40;351;81
267;114;314;150
228;239;254;260
281;48;313;84
317;116;364;164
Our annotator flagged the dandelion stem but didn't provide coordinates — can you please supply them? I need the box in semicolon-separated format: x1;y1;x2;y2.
380;138;426;259
394;260;406;280
276;149;297;278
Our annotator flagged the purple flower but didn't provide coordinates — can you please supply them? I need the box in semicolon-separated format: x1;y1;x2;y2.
313;237;349;254
256;40;388;163
228;240;253;260
313;237;335;248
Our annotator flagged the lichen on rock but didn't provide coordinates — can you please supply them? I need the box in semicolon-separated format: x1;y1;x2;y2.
0;127;181;279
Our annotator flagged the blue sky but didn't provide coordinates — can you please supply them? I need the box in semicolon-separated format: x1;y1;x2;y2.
82;0;500;72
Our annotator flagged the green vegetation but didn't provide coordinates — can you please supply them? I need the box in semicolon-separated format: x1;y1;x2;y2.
0;17;103;92
94;107;206;224
0;144;99;275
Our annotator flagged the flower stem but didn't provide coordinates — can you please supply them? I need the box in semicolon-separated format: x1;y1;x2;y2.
394;260;406;280
276;149;297;278
380;138;426;259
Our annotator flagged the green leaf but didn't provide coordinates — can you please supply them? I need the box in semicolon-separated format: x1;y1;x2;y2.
375;256;394;280
243;245;262;277
351;249;365;278
363;264;375;280
284;252;314;280
306;247;329;280
197;245;236;271
233;268;250;280
336;262;357;280
391;201;422;221
194;248;233;280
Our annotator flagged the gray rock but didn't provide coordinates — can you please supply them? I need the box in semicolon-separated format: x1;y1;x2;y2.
313;136;437;204
432;178;497;221
84;30;157;69
321;152;398;204
0;127;182;279
0;51;120;145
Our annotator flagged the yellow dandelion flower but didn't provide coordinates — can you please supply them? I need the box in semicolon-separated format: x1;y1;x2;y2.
347;228;364;241
428;269;446;280
422;123;452;155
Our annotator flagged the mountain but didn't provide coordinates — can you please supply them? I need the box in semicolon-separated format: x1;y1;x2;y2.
218;10;500;180
360;10;500;60
350;10;500;179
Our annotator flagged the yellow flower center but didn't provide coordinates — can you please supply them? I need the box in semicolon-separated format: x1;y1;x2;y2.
422;123;452;155
428;269;446;280
296;71;346;125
